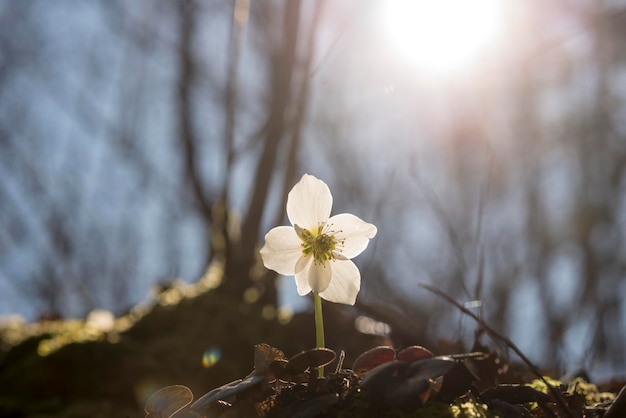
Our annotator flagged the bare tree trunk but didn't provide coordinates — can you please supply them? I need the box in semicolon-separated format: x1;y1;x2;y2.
176;0;214;268
222;1;302;305
211;0;249;263
273;0;324;228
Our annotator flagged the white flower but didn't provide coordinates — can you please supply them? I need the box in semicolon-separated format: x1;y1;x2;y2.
260;174;377;305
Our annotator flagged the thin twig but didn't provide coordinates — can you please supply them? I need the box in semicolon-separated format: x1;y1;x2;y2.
419;282;577;418
409;159;471;298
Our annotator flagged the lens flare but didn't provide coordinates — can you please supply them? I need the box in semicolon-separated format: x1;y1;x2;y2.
202;347;222;368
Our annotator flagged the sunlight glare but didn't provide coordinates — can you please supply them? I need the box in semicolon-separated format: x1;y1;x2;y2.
380;0;504;74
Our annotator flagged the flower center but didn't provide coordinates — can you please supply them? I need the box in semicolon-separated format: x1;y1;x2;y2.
296;223;343;264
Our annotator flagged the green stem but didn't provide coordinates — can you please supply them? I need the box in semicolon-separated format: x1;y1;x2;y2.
314;292;325;377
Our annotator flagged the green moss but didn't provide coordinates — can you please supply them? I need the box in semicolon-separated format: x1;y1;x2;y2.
525;376;562;410
527;375;562;395
567;377;615;406
526;375;616;411
450;400;496;418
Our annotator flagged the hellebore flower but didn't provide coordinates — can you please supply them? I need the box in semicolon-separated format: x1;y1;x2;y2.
260;174;377;305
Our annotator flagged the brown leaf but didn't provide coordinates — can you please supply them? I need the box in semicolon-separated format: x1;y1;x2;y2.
396;345;434;363
351;346;396;375
253;343;287;377
287;347;336;374
145;385;193;418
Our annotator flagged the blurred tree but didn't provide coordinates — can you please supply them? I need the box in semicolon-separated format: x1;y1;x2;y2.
303;0;626;374
0;0;624;377
0;0;325;315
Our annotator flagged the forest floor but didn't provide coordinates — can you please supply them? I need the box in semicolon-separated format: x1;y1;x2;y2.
0;272;623;418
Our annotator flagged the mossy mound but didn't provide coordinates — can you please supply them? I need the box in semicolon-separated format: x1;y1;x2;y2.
0;267;381;417
2;263;622;417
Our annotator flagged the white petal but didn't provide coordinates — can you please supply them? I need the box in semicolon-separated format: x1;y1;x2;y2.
294;257;313;296
308;261;332;293
295;254;310;274
319;259;361;305
259;226;302;275
287;174;332;230
328;213;377;259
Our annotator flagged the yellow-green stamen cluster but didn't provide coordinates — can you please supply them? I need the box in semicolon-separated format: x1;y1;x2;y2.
297;223;343;264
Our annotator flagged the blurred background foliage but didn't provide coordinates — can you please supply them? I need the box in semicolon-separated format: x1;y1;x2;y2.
1;0;625;383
